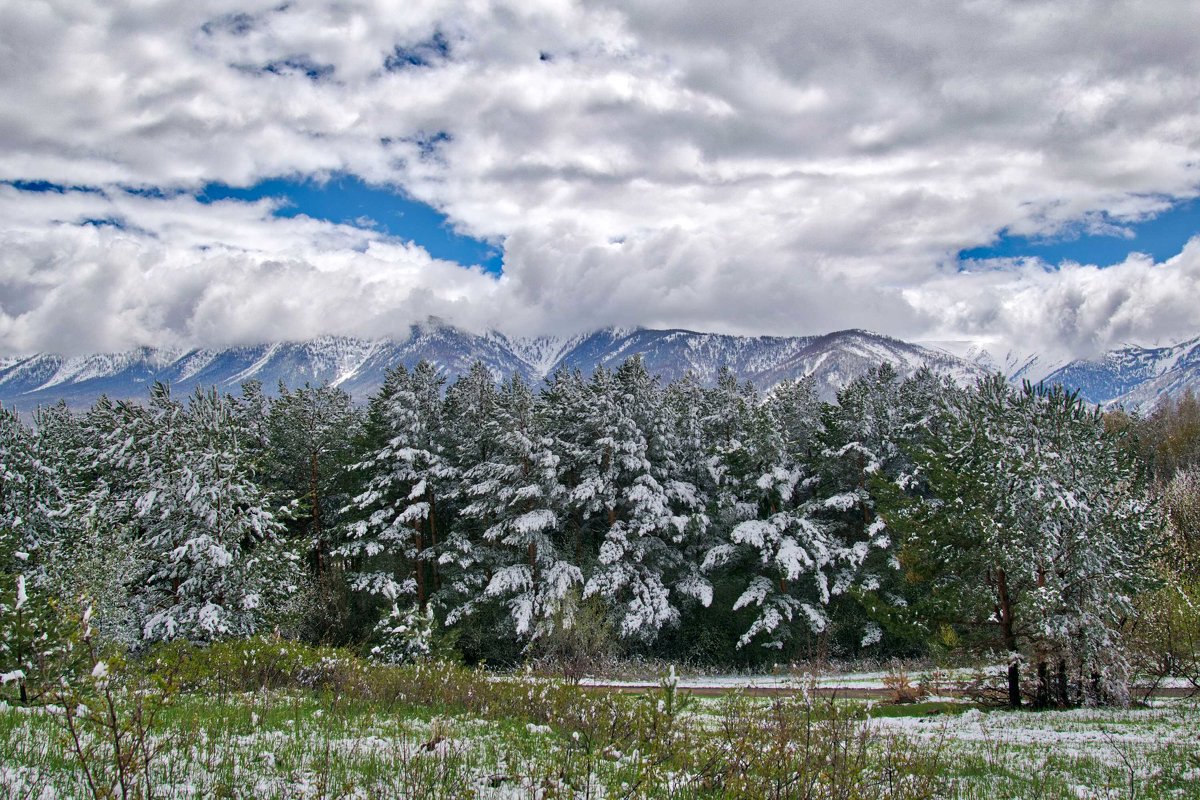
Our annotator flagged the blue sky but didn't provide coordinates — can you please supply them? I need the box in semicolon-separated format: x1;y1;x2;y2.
198;176;505;274
199;177;1199;275
960;199;1200;267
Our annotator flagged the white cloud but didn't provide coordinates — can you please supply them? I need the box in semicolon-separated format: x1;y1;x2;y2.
0;187;500;354
1;0;1198;356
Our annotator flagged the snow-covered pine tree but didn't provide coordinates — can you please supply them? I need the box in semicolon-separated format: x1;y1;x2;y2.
452;374;579;637
700;373;845;651
904;376;1157;707
660;372;715;614
438;362;502;622
100;384;296;644
809;364;915;651
1017;382;1156;706
339;362;451;611
540;367;591;567
582;357;698;640
27;401;136;639
767;377;824;466
0;404;75;703
232;379;271;457
0;405;61;578
264;382;361;576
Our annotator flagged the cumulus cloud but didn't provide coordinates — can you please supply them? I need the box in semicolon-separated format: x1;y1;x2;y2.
0;0;1198;356
0;186;500;353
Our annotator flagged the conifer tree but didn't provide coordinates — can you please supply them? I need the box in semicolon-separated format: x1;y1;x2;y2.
97;385;295;643
0;405;63;579
902;377;1157;706
265;382;360;575
582;358;701;640
340;362;450;610
453;374;578;637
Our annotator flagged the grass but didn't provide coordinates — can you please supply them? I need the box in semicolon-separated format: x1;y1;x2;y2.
1;638;1197;798
871;701;1200;799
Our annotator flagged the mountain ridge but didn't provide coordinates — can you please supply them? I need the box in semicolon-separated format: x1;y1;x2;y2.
1;324;1195;412
0;324;986;412
1040;335;1200;409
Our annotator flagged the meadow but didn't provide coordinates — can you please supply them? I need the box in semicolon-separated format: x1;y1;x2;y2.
1;639;1197;799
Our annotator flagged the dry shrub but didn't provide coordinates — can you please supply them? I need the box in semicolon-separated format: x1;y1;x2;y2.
883;668;928;704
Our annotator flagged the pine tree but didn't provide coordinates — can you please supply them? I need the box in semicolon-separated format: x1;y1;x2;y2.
340;362;451;611
701;377;846;651
0;404;75;703
902;376;1157;706
452;374;578;637
541;367;591;569
438;362;503;625
582;358;699;640
264;382;360;575
0;405;63;579
97;385;295;643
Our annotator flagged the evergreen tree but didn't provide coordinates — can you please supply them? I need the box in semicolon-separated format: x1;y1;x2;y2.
453;374;578;637
340;362;450;610
902;377;1157;706
581;358;704;640
0;405;63;580
541;367;592;568
702;377;845;652
96;385;296;643
264;382;360;575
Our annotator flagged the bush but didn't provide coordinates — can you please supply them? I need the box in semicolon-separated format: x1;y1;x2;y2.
0;553;84;705
147;635;369;696
524;591;618;681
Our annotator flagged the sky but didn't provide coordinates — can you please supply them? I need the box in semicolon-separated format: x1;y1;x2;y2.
1;0;1199;363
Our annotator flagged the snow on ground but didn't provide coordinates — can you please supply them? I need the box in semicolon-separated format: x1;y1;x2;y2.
871;701;1200;771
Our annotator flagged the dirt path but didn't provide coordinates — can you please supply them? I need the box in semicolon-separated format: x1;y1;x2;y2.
581;682;1197;700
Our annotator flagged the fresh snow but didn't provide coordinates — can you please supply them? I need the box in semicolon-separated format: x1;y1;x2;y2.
2;321;1196;412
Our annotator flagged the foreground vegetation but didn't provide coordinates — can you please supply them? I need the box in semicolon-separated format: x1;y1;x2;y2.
1;637;1197;799
0;638;1190;800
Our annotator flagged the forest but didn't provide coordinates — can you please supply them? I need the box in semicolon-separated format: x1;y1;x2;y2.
2;357;1198;710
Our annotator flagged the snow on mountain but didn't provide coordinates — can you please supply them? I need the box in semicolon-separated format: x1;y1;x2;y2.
552;328;826;387
921;339;1057;385
1040;335;1200;409
491;332;591;378
759;330;990;400
7;320;1191;412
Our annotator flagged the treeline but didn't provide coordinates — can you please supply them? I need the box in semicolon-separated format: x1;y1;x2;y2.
2;358;1197;706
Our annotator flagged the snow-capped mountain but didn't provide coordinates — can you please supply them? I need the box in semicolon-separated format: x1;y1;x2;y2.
920;340;1060;386
923;335;1200;409
0;323;992;411
1040;336;1200;409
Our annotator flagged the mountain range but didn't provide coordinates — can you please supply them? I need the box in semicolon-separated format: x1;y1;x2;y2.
0;322;1195;413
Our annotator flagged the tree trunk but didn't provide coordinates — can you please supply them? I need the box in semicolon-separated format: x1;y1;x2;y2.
1035;661;1050;709
428;492;441;594
1034;565;1049;709
414;524;426;610
310;450;323;576
996;568;1021;708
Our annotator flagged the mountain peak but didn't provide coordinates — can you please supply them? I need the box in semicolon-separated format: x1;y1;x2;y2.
3;324;1194;413
0;325;989;411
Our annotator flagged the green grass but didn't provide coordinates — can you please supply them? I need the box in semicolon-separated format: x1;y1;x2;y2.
2;638;1197;799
